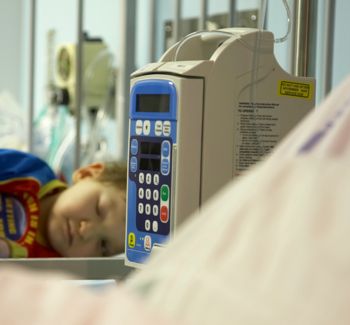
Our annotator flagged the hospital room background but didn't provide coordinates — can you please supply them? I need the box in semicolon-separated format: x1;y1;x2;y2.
0;0;350;280
1;0;349;166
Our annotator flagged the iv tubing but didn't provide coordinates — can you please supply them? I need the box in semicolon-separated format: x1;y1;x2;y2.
173;30;234;61
274;0;292;43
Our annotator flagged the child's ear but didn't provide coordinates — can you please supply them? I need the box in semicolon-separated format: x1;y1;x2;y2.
72;163;105;183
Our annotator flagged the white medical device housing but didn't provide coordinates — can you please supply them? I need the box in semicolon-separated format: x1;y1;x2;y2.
125;28;315;267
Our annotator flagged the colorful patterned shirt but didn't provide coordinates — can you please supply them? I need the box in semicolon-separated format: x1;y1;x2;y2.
0;149;67;257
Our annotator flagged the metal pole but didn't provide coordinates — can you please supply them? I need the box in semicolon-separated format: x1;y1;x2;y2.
228;0;237;27
149;0;156;62
116;0;136;160
258;0;268;30
322;0;336;96
291;0;317;77
74;0;84;168
199;0;208;30
174;0;181;42
28;0;36;152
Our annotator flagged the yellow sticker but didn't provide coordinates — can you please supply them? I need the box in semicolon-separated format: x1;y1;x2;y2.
279;80;313;99
128;232;136;248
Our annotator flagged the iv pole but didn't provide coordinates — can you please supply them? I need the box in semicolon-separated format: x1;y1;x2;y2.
291;0;318;77
28;0;36;152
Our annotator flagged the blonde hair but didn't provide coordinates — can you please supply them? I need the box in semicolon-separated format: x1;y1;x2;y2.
96;161;127;254
96;161;127;192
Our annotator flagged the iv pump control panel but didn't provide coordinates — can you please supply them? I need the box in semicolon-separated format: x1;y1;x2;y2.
126;79;177;266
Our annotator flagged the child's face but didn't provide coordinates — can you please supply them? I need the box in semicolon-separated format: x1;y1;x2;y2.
47;178;125;257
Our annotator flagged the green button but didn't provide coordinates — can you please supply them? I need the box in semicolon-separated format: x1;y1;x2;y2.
161;185;169;201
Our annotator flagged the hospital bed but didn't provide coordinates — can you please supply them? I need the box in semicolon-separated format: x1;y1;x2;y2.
0;255;132;280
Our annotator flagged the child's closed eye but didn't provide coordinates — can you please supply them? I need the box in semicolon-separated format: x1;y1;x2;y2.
100;238;109;256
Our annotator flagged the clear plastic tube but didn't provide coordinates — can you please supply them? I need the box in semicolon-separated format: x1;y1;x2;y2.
173;30;234;61
258;0;291;44
274;0;292;43
173;0;291;62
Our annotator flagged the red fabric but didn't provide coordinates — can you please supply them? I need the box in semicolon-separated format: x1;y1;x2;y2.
0;178;61;258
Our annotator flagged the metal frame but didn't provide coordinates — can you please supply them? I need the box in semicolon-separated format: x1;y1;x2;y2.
74;0;84;169
173;0;181;42
291;0;318;77
28;0;36;152
199;0;208;30
228;0;237;27
321;0;336;96
149;0;157;62
0;256;133;280
116;0;137;160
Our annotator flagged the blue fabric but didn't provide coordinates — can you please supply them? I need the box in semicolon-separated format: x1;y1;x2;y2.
0;149;56;185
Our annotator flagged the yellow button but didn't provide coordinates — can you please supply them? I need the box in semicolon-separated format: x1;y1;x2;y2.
128;232;136;248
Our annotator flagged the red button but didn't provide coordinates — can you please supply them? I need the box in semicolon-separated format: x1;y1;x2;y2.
160;205;169;223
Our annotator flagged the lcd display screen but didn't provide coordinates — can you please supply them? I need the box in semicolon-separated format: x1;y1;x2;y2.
140;142;161;155
136;94;170;113
139;158;160;171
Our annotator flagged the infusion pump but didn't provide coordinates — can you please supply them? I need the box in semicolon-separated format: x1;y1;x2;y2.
125;77;203;266
125;28;315;267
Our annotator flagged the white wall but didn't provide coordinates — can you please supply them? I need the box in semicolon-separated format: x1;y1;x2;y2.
0;0;24;106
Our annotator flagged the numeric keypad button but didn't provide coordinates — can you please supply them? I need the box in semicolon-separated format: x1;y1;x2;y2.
138;173;145;184
152;205;159;217
145;189;152;200
153;189;159;201
138;188;144;199
138;203;144;214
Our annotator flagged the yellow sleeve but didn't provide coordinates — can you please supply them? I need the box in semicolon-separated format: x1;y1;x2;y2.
6;239;28;258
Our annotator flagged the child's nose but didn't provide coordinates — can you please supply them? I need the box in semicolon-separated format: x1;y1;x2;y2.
78;220;94;240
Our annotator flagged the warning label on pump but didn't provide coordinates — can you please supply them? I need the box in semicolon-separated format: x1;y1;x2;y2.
279;81;312;99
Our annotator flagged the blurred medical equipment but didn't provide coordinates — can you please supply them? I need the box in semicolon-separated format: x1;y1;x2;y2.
54;34;112;113
125;27;315;267
33;33;117;183
0;91;28;151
